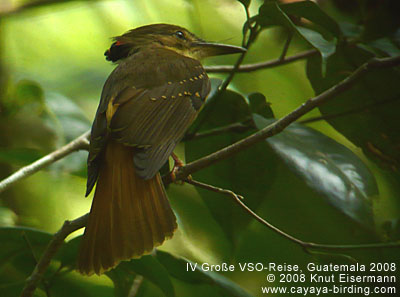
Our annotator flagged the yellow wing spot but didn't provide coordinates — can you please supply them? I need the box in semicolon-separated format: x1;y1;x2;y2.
167;81;172;85
150;97;157;101
179;81;184;85
183;79;187;83
161;95;167;99
187;92;192;96
199;74;204;79
184;91;188;95
194;76;198;80
189;78;194;82
178;93;183;97
171;95;176;99
195;92;200;97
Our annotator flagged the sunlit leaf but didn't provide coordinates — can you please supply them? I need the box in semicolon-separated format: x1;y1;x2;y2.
0;207;17;227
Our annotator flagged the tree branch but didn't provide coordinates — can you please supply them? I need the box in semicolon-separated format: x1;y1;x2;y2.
20;214;89;297
186;179;400;251
0;131;90;194
169;55;400;183
204;49;317;73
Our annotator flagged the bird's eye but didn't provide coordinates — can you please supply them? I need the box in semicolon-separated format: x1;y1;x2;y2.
174;31;186;40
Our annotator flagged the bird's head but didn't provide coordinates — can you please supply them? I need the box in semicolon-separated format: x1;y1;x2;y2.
105;23;245;62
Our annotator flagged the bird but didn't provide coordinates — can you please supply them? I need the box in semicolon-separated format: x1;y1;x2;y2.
77;23;245;275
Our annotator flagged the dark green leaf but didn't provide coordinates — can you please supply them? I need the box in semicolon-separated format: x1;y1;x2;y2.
253;115;377;228
280;1;342;38
106;268;137;297
257;2;337;75
236;0;250;9
0;227;52;271
366;38;400;57
0;227;52;295
247;92;274;118
307;45;400;171
296;27;336;75
57;236;81;269
107;255;175;297
185;90;278;247
257;1;293;28
156;251;252;297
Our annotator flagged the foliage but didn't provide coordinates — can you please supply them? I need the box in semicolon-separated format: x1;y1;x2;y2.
1;0;400;296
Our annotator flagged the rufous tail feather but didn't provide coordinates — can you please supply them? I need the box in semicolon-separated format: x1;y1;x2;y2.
78;141;177;275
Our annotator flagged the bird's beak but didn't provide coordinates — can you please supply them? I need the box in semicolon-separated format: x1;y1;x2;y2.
191;42;246;59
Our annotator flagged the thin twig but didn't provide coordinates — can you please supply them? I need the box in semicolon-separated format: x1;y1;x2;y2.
169;55;400;184
0;131;90;195
279;31;293;61
20;214;89;297
205;49;317;73
186;179;400;251
128;275;144;297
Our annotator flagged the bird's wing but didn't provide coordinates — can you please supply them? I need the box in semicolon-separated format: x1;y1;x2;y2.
109;69;210;179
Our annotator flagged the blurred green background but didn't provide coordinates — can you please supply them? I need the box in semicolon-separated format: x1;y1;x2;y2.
1;0;400;296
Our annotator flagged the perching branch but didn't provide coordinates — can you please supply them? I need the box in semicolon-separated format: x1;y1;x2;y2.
170;55;400;183
20;214;89;297
0;131;90;195
186;179;400;251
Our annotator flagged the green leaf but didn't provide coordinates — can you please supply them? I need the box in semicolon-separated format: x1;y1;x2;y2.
57;236;81;269
253;115;377;228
156;251;252;297
257;1;293;28
0;227;52;295
42;92;90;175
296;27;336;75
280;0;342;38
247;92;274;118
0;227;52;271
306;45;400;171
185;90;278;247
43;92;90;142
257;1;337;75
108;256;175;297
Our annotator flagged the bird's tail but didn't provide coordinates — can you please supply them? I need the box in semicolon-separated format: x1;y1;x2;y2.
78;141;177;275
